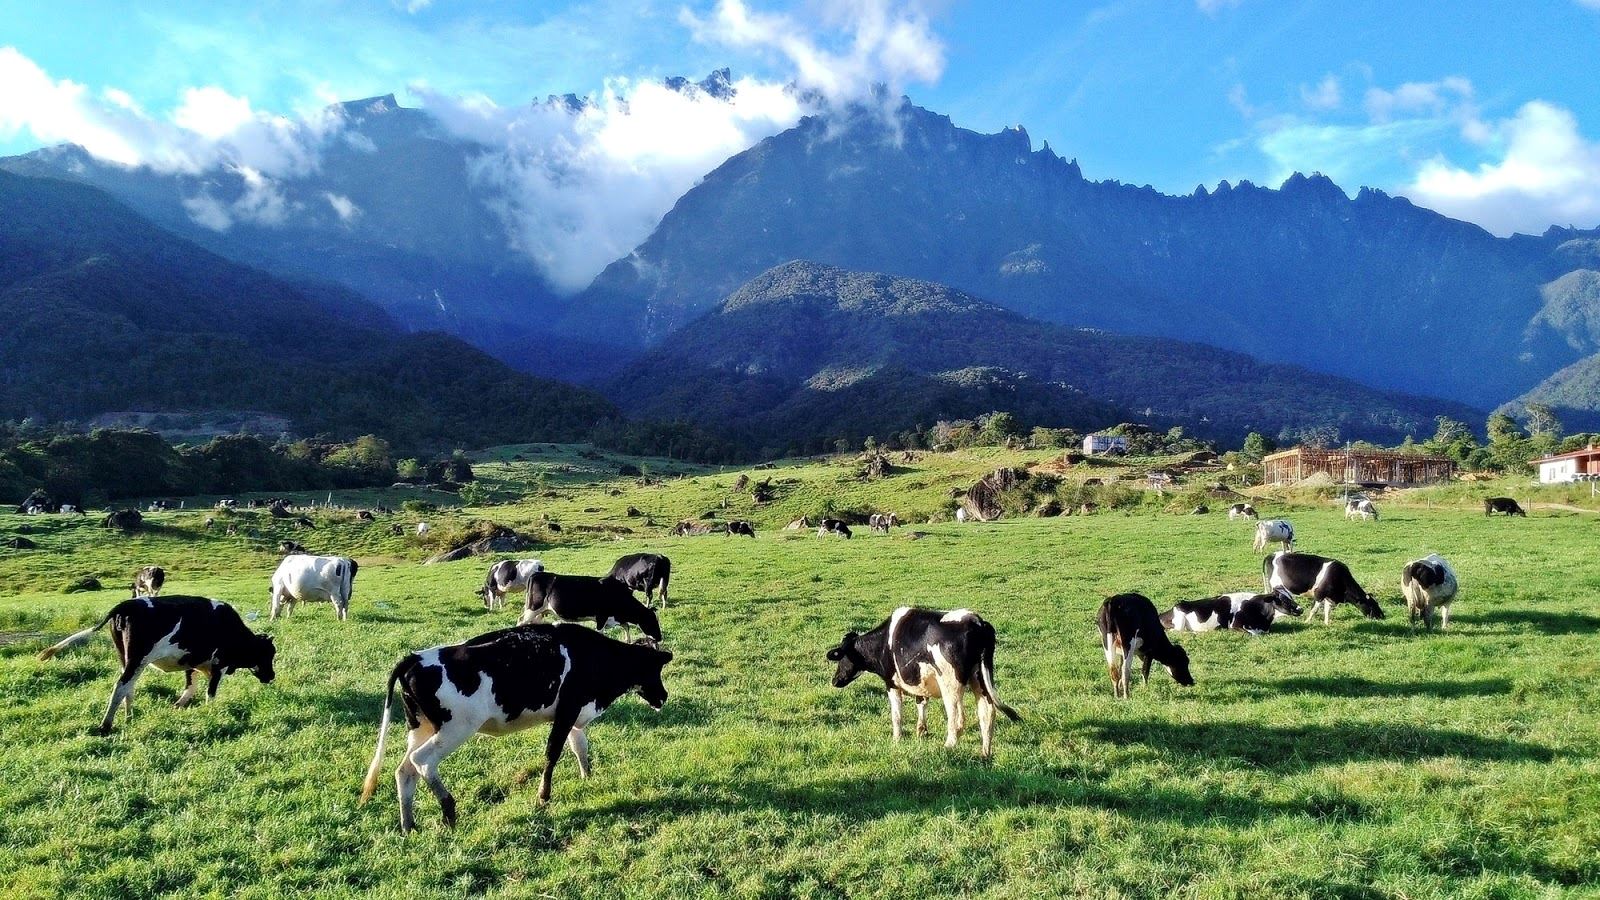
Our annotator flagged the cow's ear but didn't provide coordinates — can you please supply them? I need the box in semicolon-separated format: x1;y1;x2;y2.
825;647;844;661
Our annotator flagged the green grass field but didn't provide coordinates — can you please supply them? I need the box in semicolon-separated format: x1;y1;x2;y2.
2;447;1598;898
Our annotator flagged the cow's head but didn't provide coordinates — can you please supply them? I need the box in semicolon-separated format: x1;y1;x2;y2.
1163;644;1195;686
825;632;866;687
1351;586;1386;619
1270;588;1303;617
635;605;663;642
230;634;276;683
632;643;672;709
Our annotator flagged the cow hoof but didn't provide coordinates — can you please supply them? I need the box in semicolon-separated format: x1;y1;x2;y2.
96;724;113;737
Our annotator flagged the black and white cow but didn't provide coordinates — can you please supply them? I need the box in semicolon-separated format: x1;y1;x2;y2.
1263;552;1385;623
1252;519;1295;553
1400;553;1459;633
826;607;1020;757
817;518;853;539
359;623;672;831
1484;497;1527;517
606;553;672;609
1227;503;1258;520
1097;593;1195;698
1160;590;1302;635
480;559;545;611
725;520;756;538
519;572;662;641
1345;497;1379;521
868;513;900;534
37;595;276;734
133;565;165;597
270;554;358;620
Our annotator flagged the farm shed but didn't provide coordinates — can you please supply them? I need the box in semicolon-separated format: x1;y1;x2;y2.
1261;447;1454;487
1536;445;1600;483
1082;434;1128;455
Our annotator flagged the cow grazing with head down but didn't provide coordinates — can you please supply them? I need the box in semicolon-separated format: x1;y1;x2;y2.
481;559;545;611
1345;497;1379;521
1227;503;1258;520
1252;519;1294;553
359;623;672;831
826;607;1020;758
1098;593;1195;698
725;520;756;538
1264;552;1385;623
817;518;853;539
1484;497;1526;517
270;554;358;620
1401;554;1459;633
133;565;165;597
519;572;662;641
868;513;900;534
606;553;671;608
1160;590;1302;635
38;595;276;734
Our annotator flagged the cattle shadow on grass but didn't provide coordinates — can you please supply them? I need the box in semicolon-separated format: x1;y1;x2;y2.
1265;675;1513;699
1077;719;1554;770
1472;610;1600;635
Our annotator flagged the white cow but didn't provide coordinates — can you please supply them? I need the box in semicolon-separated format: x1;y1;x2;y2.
1345;498;1379;521
270;554;358;621
955;507;969;523
1252;519;1295;553
415;522;430;536
1400;554;1458;633
480;559;545;610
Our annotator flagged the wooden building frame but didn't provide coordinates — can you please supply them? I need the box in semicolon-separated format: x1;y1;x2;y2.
1261;447;1454;487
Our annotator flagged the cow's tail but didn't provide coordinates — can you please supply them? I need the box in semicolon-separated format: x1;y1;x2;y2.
974;619;1021;721
341;559;358;610
360;656;408;804
1262;553;1274;592
38;606;118;660
658;559;671;608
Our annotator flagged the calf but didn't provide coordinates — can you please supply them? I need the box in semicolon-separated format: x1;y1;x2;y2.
481;559;545;611
726;520;756;538
1252;519;1295;553
1345;498;1379;521
1098;593;1195;698
270;554;358;620
359;624;672;831
1400;554;1459;633
519;572;662;641
133;565;165;597
38;596;276;734
1484;497;1526;517
606;553;671;608
817;518;853;539
1160;590;1301;635
1227;503;1258;520
1263;552;1384;623
826;607;1020;757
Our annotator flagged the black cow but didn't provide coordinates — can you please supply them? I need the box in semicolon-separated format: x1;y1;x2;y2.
37;596;276;734
519;572;662;641
1160;590;1301;635
1263;552;1385;622
726;520;756;538
826;607;1020;757
817;518;853;539
359;624;672;831
133;565;165;596
1098;593;1195;698
1484;497;1527;517
606;553;672;608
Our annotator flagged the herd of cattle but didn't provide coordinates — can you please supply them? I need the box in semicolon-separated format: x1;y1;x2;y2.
28;491;1529;832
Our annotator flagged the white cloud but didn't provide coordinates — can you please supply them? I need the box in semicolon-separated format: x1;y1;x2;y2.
1299;74;1341;111
1407;101;1600;234
323;191;359;222
1364;76;1473;122
1196;0;1242;13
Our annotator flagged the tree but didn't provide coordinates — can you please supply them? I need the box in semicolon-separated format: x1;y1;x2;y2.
1432;416;1470;445
1486;413;1533;473
1524;403;1562;438
1240;432;1274;461
979;412;1021;446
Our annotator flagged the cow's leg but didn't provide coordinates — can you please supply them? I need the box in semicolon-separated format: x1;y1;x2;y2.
175;669;198;708
567;728;592;779
204;666;223;701
977;695;996;759
395;724;432;834
337;599;348;622
1323;600;1332;626
1440;604;1451;631
1140;653;1152;685
659;575;669;609
1120;640;1138;699
1103;635;1121;698
537;710;582;804
270;588;283;621
100;664;145;734
887;687;904;741
940;686;960;748
914;698;928;737
409;722;471;827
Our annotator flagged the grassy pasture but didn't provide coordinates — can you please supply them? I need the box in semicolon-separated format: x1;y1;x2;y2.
2;448;1599;898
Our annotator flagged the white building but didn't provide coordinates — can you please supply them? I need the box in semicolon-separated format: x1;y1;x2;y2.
1082;434;1128;455
1536;445;1600;484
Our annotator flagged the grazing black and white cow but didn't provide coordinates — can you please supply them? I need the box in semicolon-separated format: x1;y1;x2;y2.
868;513;900;534
359;623;672;831
1484;497;1526;517
725;520;756;538
825;607;1020;757
480;559;546;611
1401;554;1459;633
1263;552;1385;623
1227;503;1258;520
606;553;671;608
1160;590;1301;635
1252;519;1295;553
1097;593;1195;698
817;518;853;539
133;565;165;597
37;595;276;734
270;554;358;620
1345;497;1379;521
519;572;662;641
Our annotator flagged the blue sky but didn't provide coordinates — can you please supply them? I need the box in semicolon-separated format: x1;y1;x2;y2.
2;0;1599;237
